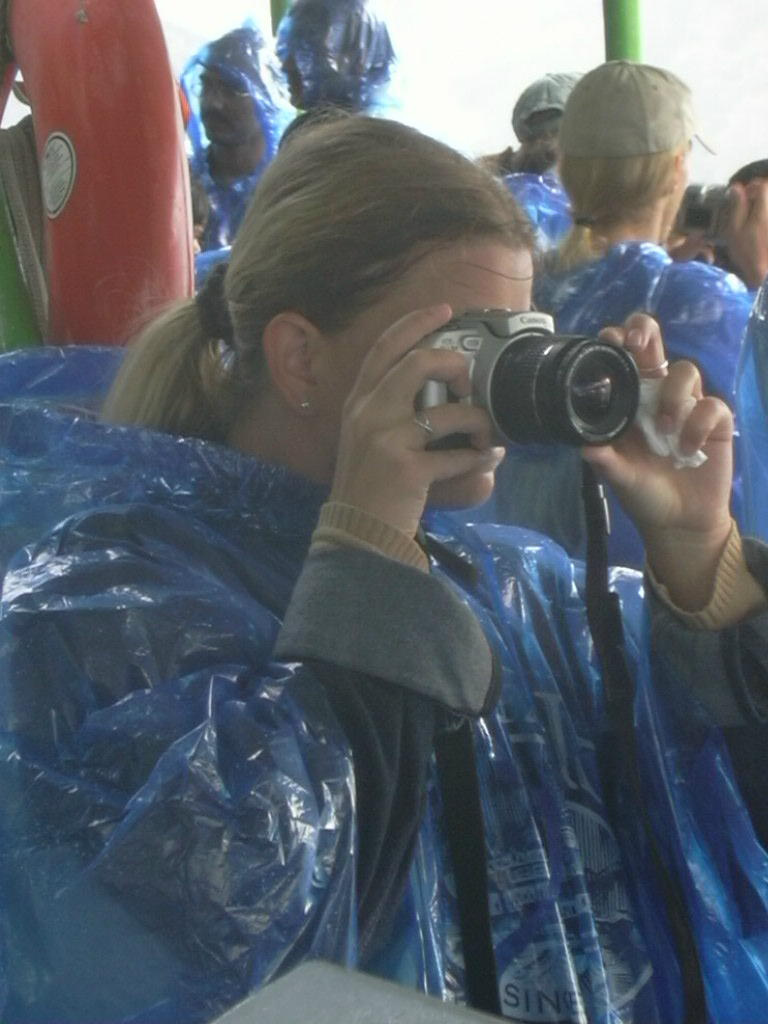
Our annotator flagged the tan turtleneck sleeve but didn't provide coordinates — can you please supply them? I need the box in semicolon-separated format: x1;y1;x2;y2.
310;501;429;572
646;520;767;629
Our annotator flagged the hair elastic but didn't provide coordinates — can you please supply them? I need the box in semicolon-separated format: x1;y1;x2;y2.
195;263;234;343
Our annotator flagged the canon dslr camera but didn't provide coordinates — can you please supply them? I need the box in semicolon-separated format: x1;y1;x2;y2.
418;309;639;446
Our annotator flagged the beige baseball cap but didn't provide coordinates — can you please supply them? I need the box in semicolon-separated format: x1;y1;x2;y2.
559;60;698;158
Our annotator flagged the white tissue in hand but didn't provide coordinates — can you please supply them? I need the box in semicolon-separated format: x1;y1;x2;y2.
635;379;708;469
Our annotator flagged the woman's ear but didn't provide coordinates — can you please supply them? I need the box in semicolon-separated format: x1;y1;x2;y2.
672;147;689;191
261;312;321;414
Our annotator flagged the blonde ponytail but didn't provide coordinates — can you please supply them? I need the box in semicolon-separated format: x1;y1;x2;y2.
102;298;236;442
554;221;600;272
554;148;683;272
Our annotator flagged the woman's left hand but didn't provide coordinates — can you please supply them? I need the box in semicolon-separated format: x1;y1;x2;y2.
582;312;734;608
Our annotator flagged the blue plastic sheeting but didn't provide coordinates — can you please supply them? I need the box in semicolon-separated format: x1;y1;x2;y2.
534;242;754;406
1;348;768;1022
275;0;396;114
0;346;126;573
0;409;356;1023
0;344;123;407
182;24;295;251
503;173;572;253
736;279;768;542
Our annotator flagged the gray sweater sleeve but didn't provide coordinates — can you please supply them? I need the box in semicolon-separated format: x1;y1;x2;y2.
274;545;498;717
649;537;768;725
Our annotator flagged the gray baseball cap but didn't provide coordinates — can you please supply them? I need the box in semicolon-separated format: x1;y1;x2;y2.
558;60;698;158
512;72;582;142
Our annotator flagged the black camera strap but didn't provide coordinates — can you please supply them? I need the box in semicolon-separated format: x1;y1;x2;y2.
423;531;502;1018
421;532;505;1019
581;462;706;1024
435;718;502;1018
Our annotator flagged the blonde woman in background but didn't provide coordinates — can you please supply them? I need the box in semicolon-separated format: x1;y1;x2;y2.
537;60;768;403
483;60;768;567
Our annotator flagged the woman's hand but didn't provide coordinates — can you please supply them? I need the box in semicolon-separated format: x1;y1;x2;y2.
582;312;734;608
328;304;505;539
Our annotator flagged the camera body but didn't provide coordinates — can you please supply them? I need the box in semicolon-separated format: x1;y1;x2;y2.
417;309;639;446
675;183;732;244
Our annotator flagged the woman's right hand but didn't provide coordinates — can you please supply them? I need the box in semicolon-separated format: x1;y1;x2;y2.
583;313;734;610
328;304;505;539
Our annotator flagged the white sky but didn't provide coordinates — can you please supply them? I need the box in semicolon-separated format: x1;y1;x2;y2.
5;0;768;185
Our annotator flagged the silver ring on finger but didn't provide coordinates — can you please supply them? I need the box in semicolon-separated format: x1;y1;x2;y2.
639;359;669;378
413;412;434;436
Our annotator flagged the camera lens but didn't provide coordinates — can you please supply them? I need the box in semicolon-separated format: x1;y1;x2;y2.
488;334;639;445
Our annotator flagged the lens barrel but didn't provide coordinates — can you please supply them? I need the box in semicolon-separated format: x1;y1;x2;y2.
489;334;639;445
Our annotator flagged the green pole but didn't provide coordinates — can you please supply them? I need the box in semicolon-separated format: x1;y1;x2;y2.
0;181;42;350
271;0;290;35
602;0;642;61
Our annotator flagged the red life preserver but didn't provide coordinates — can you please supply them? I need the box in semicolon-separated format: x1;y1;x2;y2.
7;0;194;344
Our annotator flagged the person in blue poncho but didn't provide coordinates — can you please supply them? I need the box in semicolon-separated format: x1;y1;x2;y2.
480;71;580;179
275;0;396;114
482;60;768;568
1;116;768;1024
480;72;578;253
181;24;295;253
736;275;768;543
536;60;768;405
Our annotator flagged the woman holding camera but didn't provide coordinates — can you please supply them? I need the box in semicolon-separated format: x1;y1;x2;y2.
1;115;767;1024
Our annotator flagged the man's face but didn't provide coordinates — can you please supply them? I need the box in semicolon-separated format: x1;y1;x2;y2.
199;68;263;147
516;110;562;174
522;109;562;142
280;55;306;109
517;136;560;175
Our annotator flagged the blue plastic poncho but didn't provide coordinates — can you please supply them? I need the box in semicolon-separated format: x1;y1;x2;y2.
275;0;396;114
503;173;573;253
534;242;754;405
0;350;355;1023
182;25;295;252
2;347;768;1023
736;276;768;543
